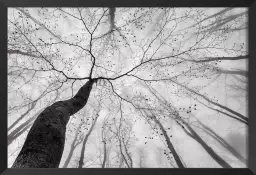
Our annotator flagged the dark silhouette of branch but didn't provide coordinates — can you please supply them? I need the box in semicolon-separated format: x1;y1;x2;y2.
195;99;247;125
101;124;107;168
8;49;41;58
183;55;248;63
217;68;247;77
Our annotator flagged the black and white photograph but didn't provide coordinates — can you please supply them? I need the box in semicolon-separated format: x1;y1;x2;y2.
7;7;248;168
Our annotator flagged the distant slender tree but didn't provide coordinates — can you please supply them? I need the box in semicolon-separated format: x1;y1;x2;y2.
62;117;84;168
176;115;232;168
78;110;100;168
195;118;247;165
143;111;185;168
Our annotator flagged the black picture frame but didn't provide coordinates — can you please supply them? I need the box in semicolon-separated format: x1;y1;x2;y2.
1;0;255;174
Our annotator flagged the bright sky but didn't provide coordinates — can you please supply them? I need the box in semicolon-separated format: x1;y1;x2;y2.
8;7;247;168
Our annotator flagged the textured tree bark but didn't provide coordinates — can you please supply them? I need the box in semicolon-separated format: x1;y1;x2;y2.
12;80;95;168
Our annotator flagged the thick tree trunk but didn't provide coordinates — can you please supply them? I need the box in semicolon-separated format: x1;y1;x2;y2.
12;80;94;168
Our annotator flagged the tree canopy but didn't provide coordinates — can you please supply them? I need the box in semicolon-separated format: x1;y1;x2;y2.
8;7;247;168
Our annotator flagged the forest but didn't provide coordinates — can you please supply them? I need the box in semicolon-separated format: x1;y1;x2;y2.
8;7;248;168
